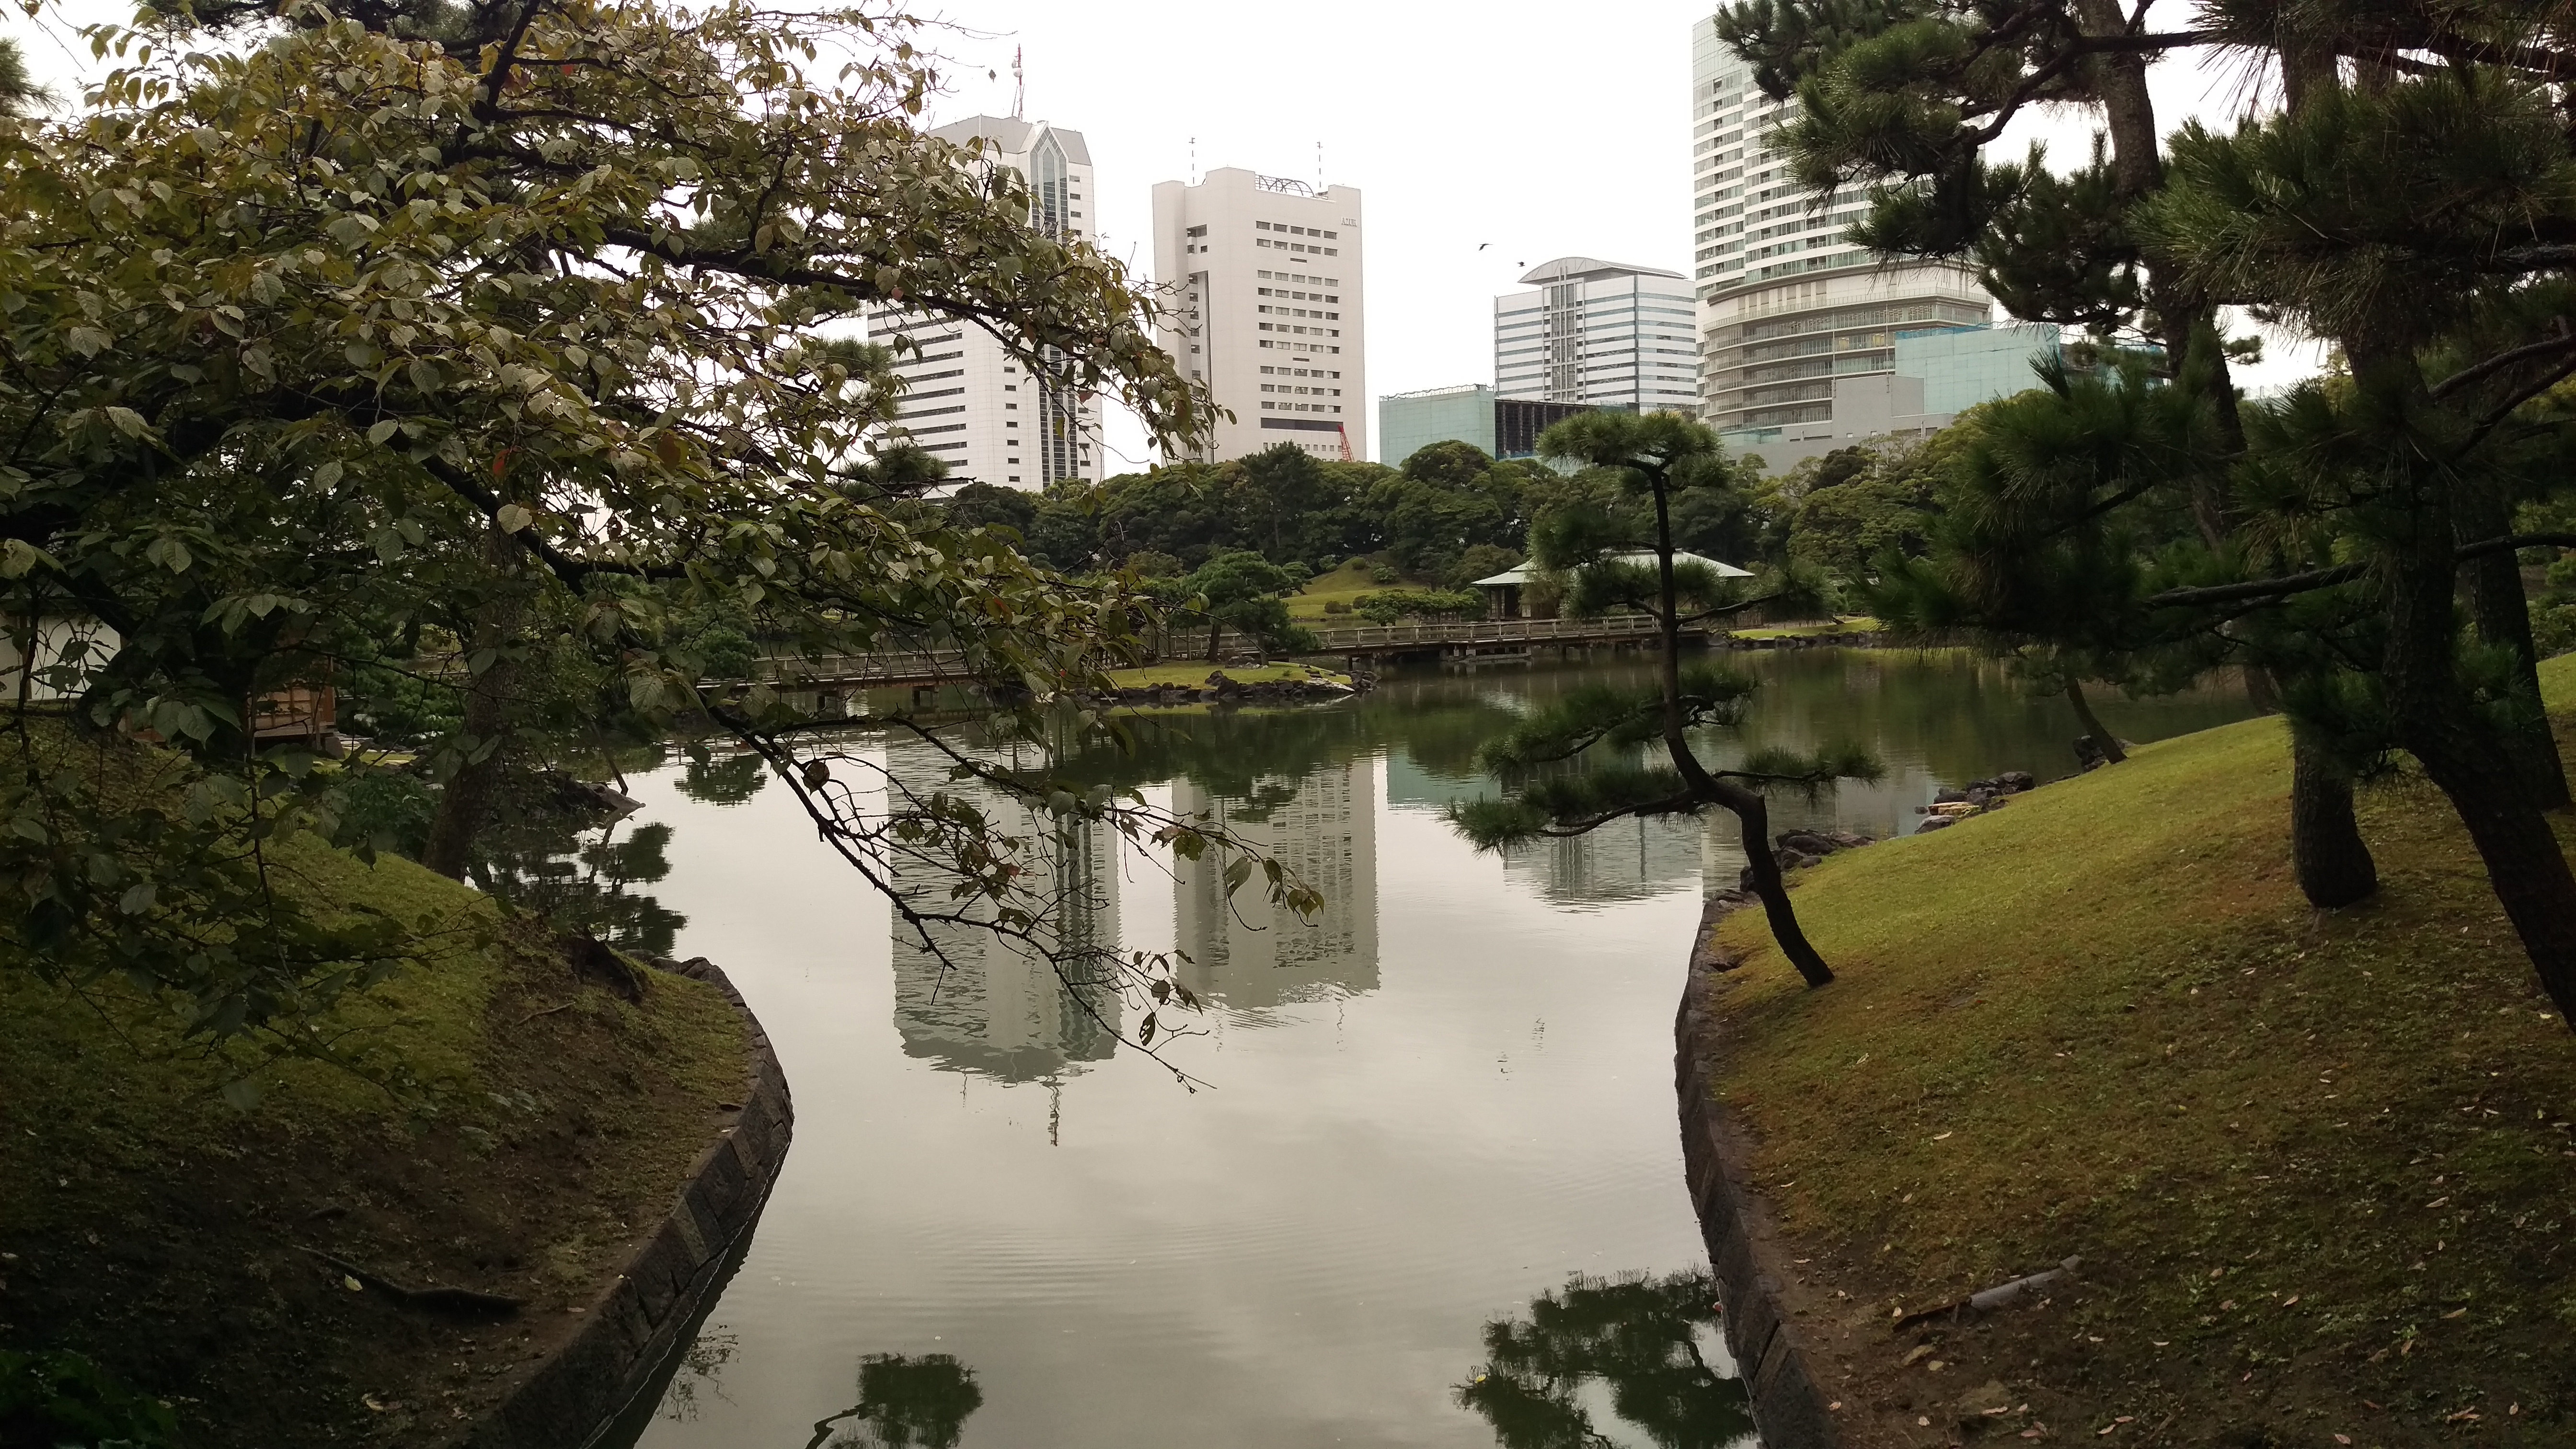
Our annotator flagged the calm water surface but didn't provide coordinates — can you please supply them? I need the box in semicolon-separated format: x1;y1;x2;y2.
597;649;2254;1449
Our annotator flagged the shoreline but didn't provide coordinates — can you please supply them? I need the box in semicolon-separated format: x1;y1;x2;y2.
460;955;793;1449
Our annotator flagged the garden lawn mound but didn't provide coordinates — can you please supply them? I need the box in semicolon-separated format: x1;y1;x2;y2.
0;840;747;1448
1284;557;1394;621
1700;655;2576;1448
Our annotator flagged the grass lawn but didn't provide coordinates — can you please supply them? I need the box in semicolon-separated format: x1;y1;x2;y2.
1726;615;1883;640
1105;661;1354;689
1285;557;1411;621
0;772;746;1447
1700;653;2576;1445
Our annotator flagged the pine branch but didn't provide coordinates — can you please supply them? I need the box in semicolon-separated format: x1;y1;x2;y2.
2144;533;2576;608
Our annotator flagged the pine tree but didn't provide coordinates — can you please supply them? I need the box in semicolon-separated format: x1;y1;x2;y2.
1449;412;1875;989
1716;0;2399;909
1719;0;2576;1018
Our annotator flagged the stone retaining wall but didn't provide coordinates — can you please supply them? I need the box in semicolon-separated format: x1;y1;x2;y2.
456;955;794;1449
1676;951;1842;1449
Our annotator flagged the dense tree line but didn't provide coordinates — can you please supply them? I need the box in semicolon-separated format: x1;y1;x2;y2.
932;434;1924;596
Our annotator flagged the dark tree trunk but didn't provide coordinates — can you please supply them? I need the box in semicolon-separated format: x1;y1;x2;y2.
1649;476;1832;987
2291;738;2378;908
2357;340;2576;1026
2457;487;2570;809
1206;614;1223;663
2063;678;2127;764
422;526;528;880
2396;686;2576;1026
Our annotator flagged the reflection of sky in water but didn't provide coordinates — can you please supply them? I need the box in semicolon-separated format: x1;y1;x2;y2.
620;651;2251;1449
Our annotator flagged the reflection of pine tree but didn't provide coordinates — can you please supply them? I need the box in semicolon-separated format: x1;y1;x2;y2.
470;812;687;958
678;749;769;806
1457;1273;1753;1449
807;1352;983;1449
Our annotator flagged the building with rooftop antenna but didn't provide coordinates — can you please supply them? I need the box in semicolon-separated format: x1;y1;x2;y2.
872;115;1103;490
1151;167;1366;463
1493;257;1698;414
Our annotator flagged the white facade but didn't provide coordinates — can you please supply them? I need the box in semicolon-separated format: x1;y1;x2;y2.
1689;20;1991;435
1494;257;1698;413
1173;761;1378;1010
874;116;1103;490
1151;168;1367;463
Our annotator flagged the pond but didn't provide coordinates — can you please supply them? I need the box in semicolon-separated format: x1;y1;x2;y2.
565;648;2255;1449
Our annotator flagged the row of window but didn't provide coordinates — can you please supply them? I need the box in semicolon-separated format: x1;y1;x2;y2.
1257;305;1340;321
1260;339;1343;354
1261;401;1344;413
1260;383;1342;395
1257;288;1340;303
1257;270;1340;286
1258;366;1342;378
1259;322;1341;336
1257;237;1340;256
1255;220;1340;239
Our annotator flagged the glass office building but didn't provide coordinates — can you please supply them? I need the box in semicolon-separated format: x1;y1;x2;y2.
1493;258;1699;414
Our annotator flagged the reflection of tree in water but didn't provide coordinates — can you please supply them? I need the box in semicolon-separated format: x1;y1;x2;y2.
805;1352;984;1449
678;748;770;806
469;773;687;956
1458;1271;1754;1449
656;1327;739;1424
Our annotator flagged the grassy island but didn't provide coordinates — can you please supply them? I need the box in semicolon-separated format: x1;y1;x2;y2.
0;838;746;1447
1698;656;2576;1446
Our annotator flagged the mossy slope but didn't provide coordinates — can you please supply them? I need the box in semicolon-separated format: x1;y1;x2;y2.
0;838;746;1447
1704;656;2576;1446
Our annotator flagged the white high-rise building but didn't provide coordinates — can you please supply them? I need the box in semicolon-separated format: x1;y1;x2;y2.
1494;258;1699;413
1151;168;1366;463
1689;20;1992;442
874;116;1104;490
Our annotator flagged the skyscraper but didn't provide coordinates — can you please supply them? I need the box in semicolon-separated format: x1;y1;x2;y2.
1151;168;1367;463
1493;258;1699;413
1688;20;1992;441
874;115;1104;490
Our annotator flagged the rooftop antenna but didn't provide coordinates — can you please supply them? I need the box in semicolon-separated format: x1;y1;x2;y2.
1316;139;1324;193
1189;136;1197;185
1011;45;1024;120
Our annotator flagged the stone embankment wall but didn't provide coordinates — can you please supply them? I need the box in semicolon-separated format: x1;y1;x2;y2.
1675;944;1844;1449
457;956;794;1449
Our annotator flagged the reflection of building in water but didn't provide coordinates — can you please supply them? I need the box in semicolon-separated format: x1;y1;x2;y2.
1500;811;1714;906
1173;760;1379;1009
883;745;1125;1083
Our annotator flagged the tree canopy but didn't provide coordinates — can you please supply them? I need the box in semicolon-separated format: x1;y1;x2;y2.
1717;0;2576;1021
0;0;1301;1082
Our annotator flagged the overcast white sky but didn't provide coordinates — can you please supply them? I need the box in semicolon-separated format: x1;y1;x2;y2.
10;1;2322;465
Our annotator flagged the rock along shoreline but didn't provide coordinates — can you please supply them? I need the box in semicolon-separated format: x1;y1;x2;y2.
455;956;793;1449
